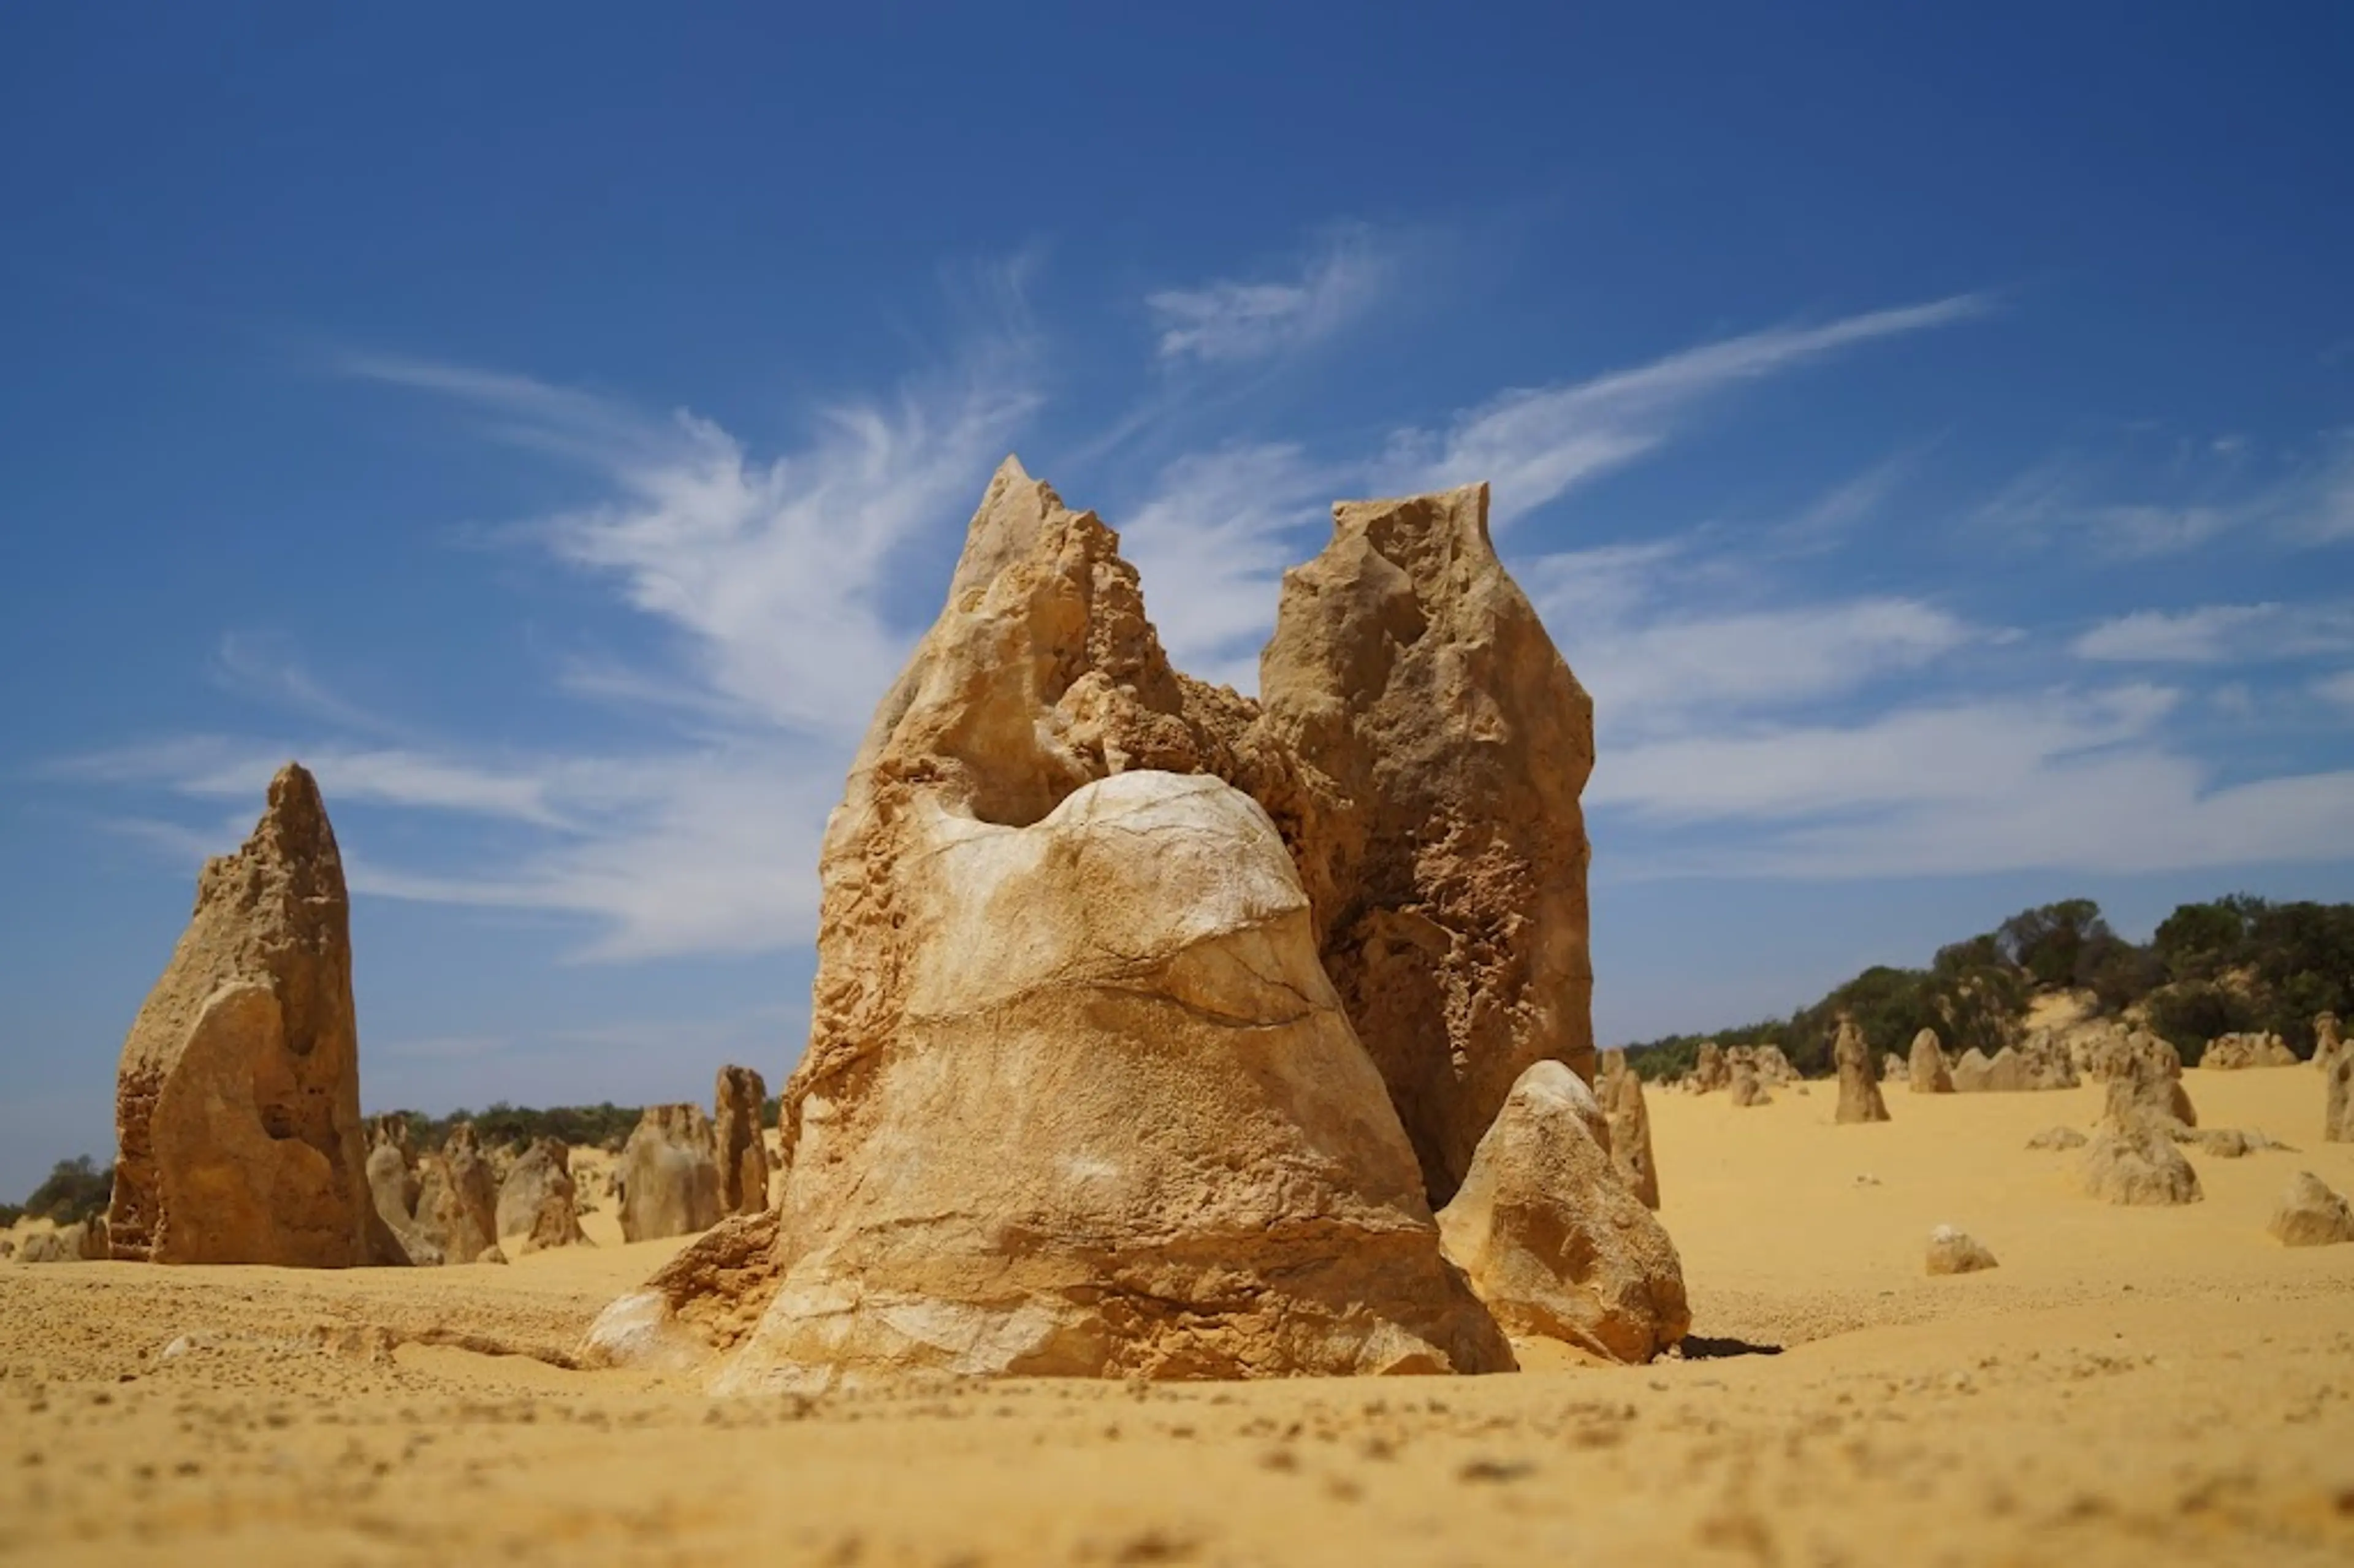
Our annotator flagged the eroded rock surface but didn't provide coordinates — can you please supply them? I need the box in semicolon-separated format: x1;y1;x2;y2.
107;764;378;1266
1256;482;1594;1205
1598;1049;1660;1209
2267;1171;2354;1247
1909;1029;1954;1094
2323;1037;2354;1144
498;1138;588;1250
727;465;1522;1389
714;1065;771;1217
414;1122;502;1265
1436;1062;1688;1363
1834;1019;1891;1125
2203;1032;2296;1070
1925;1225;1998;1276
617;1105;723;1244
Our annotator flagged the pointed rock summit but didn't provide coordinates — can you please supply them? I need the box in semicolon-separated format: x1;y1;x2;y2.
107;763;383;1266
1258;482;1597;1204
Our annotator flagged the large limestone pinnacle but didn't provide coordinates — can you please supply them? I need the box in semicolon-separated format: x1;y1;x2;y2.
732;458;1510;1387
107;763;379;1266
1257;482;1597;1205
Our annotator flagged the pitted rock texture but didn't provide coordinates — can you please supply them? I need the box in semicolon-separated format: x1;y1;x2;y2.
1257;482;1594;1205
731;770;1512;1391
107;763;376;1267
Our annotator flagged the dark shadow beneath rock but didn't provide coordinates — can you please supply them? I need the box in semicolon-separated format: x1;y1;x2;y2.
1675;1335;1785;1360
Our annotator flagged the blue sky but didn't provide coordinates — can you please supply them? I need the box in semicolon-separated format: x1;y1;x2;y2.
5;6;2352;1197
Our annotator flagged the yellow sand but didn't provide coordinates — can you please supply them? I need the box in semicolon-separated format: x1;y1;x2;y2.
3;1065;2349;1566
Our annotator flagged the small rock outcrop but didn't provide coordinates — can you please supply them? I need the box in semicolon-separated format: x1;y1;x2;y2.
1833;1019;1890;1124
1925;1224;1998;1275
497;1138;588;1249
1750;1045;1798;1086
2314;1013;2344;1073
1256;482;1596;1205
365;1117;419;1234
2100;1033;2198;1130
414;1122;502;1264
2082;1114;2202;1207
581;1210;785;1371
1598;1049;1660;1209
2026;1126;2088;1152
2267;1171;2354;1247
2203;1032;2297;1070
2325;1043;2354;1144
107;763;379;1266
615;1105;724;1244
1881;1052;1908;1084
1908;1029;1954;1094
713;1065;771;1217
1690;1042;1729;1093
1436;1062;1688;1363
19;1220;108;1264
1728;1062;1771;1108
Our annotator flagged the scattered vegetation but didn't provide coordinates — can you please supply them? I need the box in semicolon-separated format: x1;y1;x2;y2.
7;1155;114;1227
1620;893;2353;1078
390;1101;647;1155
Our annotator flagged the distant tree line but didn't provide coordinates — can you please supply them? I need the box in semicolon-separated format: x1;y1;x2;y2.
386;1094;785;1155
1;1154;113;1228
1618;894;2353;1079
6;1094;796;1224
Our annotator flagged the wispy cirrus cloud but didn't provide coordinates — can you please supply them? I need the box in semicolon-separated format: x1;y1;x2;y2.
77;304;1043;962
1384;294;1988;524
2071;601;2354;664
1146;227;1389;365
1979;430;2354;558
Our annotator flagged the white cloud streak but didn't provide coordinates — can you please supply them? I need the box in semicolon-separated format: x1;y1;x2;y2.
1385;295;1987;524
1146;230;1388;364
2071;601;2354;664
1982;431;2354;558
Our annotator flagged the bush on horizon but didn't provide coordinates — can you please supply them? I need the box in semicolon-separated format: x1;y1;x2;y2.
1620;892;2352;1078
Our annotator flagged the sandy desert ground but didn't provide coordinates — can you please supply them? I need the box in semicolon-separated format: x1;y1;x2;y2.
4;1066;2350;1567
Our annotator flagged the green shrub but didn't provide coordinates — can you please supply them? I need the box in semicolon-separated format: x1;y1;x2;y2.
21;1155;113;1225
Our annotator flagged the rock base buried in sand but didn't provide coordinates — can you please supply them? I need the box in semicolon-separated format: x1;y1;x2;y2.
2026;1126;2089;1152
2082;1121;2203;1206
1728;1064;1771;1108
1436;1062;1688;1364
582;1210;785;1370
2266;1172;2354;1247
1832;1018;1889;1124
1598;1049;1661;1209
1925;1225;1998;1276
730;772;1514;1391
107;763;380;1267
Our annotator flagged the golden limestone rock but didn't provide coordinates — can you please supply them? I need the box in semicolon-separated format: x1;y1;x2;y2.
1257;483;1595;1205
107;764;387;1267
